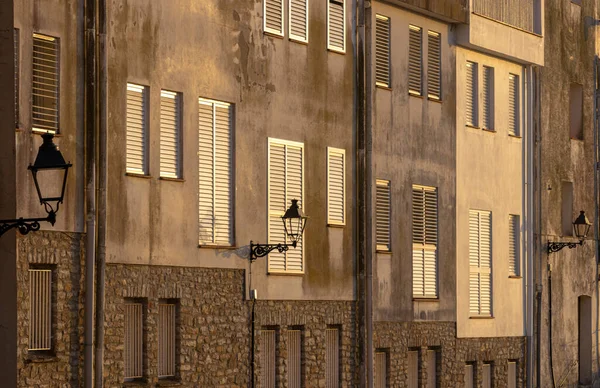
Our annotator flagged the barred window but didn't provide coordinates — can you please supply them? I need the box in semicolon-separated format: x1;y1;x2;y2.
124;300;145;381
158;301;177;378
28;268;53;351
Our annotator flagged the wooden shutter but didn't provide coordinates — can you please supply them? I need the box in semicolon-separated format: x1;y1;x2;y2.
509;214;520;276
14;29;19;127
198;98;233;246
427;350;437;388
261;330;276;388
466;62;478;126
124;301;144;380
408;25;422;96
412;186;438;298
376;180;391;251
427;31;441;100
328;0;345;52
464;364;474;388
158;302;176;377
268;139;304;273
482;363;492;388
375;351;387;388
408;350;418;388
508;361;517;388
375;15;391;88
482;66;494;130
160;90;181;178
287;330;302;388
264;0;284;35
325;328;340;388
29;269;52;351
126;83;147;175
327;147;345;225
289;0;309;42
509;74;519;136
469;210;492;316
32;33;59;133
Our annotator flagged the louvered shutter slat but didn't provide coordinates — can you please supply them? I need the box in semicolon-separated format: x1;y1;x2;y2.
328;0;345;52
289;0;308;42
328;148;345;224
427;31;441;100
408;26;422;95
482;66;493;130
508;74;519;136
466;62;477;126
376;180;391;251
160;91;181;178
265;0;284;35
375;15;390;87
126;84;147;174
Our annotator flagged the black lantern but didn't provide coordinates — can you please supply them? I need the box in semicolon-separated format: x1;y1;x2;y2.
573;210;592;240
281;199;308;247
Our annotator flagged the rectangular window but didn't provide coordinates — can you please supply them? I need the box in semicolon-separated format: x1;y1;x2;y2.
375;350;388;388
427;349;438;388
375;15;391;88
412;185;438;298
508;74;519;136
482;363;492;388
268;139;304;272
28;268;53;351
261;329;277;388
32;33;59;133
464;363;475;388
427;31;441;100
158;301;177;378
327;0;345;53
126;83;148;175
264;0;284;35
325;328;340;388
465;61;478;127
570;83;583;140
327;147;345;225
287;329;302;388
509;214;520;277
198;98;233;246
289;0;309;42
408;25;422;96
124;300;144;381
160;90;182;179
14;28;19;127
469;209;492;317
408;350;419;388
508;361;517;388
561;181;573;236
482;66;494;130
376;180;391;251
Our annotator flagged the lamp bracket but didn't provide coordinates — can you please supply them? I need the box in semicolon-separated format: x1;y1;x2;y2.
0;212;56;237
547;240;584;254
249;240;297;262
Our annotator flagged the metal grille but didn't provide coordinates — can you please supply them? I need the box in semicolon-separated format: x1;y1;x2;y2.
508;214;520;276
464;364;474;388
482;66;494;130
287;330;301;388
376;180;391;251
408;25;422;95
32;33;59;133
482;363;492;388
124;302;143;380
264;0;284;35
408;350;418;388
327;0;345;52
28;269;52;351
160;90;181;179
427;31;441;100
508;361;517;388
427;350;437;388
374;352;387;388
508;74;519;136
469;210;492;316
412;186;438;298
261;330;276;388
289;0;308;42
375;15;390;87
325;328;340;388
465;62;478;126
158;303;176;378
327;148;345;225
126;83;148;174
473;0;535;33
14;29;19;127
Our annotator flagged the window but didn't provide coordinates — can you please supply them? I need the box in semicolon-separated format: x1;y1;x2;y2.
287;329;302;388
482;363;492;388
427;31;441;100
508;361;517;388
374;350;388;388
579;296;593;384
508;74;519;136
570;83;583;140
408;350;419;388
325;328;340;387
408;25;422;96
261;328;277;388
289;0;309;43
198;98;233;246
14;28;19;127
160;90;182;179
561;181;573;236
426;349;438;388
469;210;492;317
124;300;145;381
376;180;391;251
375;15;391;88
508;215;520;277
412;185;438;298
28;268;53;351
327;147;345;225
464;363;475;388
158;300;177;379
465;62;478;126
32;33;59;133
268;139;304;272
327;0;345;52
126;83;148;175
482;66;494;130
264;0;284;35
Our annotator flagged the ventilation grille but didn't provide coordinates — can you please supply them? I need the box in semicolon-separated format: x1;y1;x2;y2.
158;303;176;377
375;15;390;87
126;83;147;174
32;33;59;133
427;31;441;100
28;269;52;351
328;0;345;52
376;180;391;251
408;25;422;95
160;90;181;179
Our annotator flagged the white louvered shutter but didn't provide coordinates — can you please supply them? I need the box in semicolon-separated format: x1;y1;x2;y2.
482;66;494;130
328;0;345;52
268;139;304;273
160;90;181;178
14;29;19;127
412;186;438;298
198;99;233;246
32;33;59;133
508;74;519;136
376;180;391;251
264;0;284;35
328;148;345;225
126;83;147;175
408;25;422;96
427;31;441;100
469;210;492;316
509;214;520;276
465;62;478;127
375;15;391;87
289;0;309;42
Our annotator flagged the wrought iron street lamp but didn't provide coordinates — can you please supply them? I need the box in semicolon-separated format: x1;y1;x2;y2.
0;133;72;237
547;210;592;254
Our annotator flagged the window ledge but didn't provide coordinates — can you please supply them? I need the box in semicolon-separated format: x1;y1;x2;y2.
376;84;392;91
264;31;284;39
289;37;309;46
198;244;238;250
469;316;494;319
570;137;584;142
428;97;442;103
125;173;151;179
409;92;424;98
508;134;522;139
376;250;392;254
465;124;480;130
327;223;345;228
267;271;305;276
413;298;439;302
327;47;346;55
508;275;522;279
159;176;184;182
25;354;57;364
482;128;496;133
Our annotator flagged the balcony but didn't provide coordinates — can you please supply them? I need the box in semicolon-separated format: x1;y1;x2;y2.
388;0;469;24
472;0;540;34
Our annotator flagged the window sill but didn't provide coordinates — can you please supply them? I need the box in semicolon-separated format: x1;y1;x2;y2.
198;244;237;250
263;31;284;39
508;134;522;139
376;250;392;254
508;275;522;279
409;92;424;98
376;84;392;91
32;128;59;136
159;176;184;182
289;37;308;45
482;128;496;133
327;223;345;228
465;124;480;130
413;298;439;302
25;354;57;364
327;47;346;55
469;316;494;319
267;271;305;276
125;173;151;179
428;97;442;103
570;137;584;142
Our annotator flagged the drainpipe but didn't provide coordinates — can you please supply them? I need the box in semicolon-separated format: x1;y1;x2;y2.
594;55;600;379
533;65;543;388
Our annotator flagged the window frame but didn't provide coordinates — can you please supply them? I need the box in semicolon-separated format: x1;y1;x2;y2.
327;0;346;53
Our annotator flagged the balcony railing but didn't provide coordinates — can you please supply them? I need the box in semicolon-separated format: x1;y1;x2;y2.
473;0;536;33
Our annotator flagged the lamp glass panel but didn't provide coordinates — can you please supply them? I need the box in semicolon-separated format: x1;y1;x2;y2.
33;167;66;202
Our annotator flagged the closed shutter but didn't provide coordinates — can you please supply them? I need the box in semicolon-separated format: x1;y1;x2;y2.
264;0;284;35
289;0;309;42
375;15;391;87
287;330;302;388
465;62;478;126
482;66;494;130
408;25;422;96
427;31;441;100
508;361;517;388
268;139;304;273
261;330;276;388
126;83;148;175
328;0;345;52
412;186;438;298
327;147;345;225
376;180;391;251
482;363;492;388
28;269;52;351
32;33;59;133
427;350;437;388
464;364;474;388
509;74;519;136
508;214;520;276
469;210;492;316
408;350;418;388
158;302;176;377
375;351;387;388
198;98;233;246
160;90;181;178
124;301;144;380
14;29;19;127
325;328;340;388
